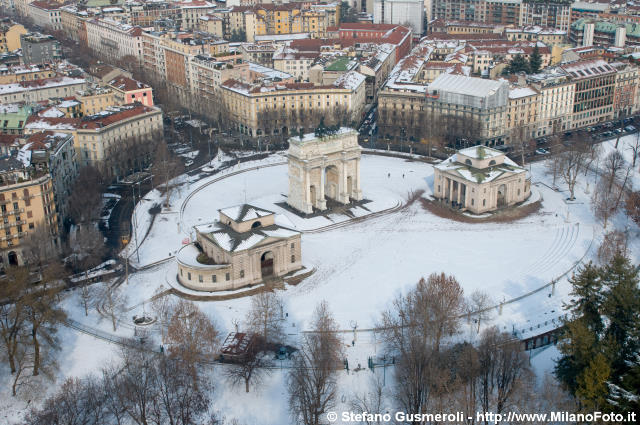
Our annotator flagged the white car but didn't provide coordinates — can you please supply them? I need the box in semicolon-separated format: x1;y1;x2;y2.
184;160;194;167
535;148;549;155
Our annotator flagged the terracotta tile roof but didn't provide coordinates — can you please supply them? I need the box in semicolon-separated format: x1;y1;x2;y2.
108;75;149;92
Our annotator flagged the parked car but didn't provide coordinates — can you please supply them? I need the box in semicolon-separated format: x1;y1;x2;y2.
536;137;548;145
614;128;623;134
604;122;614;129
625;125;637;133
536;148;550;155
184;160;194;167
624;117;634;124
601;131;614;138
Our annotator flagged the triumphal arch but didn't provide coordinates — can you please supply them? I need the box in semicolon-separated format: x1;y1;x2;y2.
287;128;363;214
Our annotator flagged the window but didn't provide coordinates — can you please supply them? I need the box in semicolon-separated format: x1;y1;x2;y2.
483;199;486;206
13;202;18;210
471;199;474;206
226;272;230;281
291;255;295;263
291;243;295;249
212;275;217;283
187;272;191;280
240;270;244;278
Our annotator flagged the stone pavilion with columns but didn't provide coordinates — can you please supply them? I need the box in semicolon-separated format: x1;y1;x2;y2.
287;128;363;214
433;146;530;214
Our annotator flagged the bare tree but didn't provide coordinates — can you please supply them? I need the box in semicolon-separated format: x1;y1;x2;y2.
424;273;466;351
23;284;66;377
468;290;494;333
625;190;640;224
0;266;29;374
378;274;465;420
67;166;103;225
245;290;284;348
592;176;622;229
165;300;219;381
288;301;343;425
153;355;214;424
69;224;107;316
597;230;628;265
99;283;128;332
224;345;271;393
151;142;184;208
602;150;626;192
151;286;173;345
557;145;589;200
627;132;640;168
349;375;387;425
478;327;531;416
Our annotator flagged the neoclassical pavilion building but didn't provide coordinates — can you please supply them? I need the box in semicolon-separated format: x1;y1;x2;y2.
433;146;530;214
177;204;302;291
287;128;363;214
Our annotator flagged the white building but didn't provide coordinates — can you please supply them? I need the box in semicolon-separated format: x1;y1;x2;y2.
374;0;424;35
85;18;143;65
27;0;63;31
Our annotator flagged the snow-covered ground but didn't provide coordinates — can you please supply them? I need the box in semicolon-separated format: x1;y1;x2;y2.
120;154;599;336
6;146;640;424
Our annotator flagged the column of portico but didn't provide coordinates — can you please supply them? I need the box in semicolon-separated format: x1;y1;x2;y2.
354;158;363;200
317;159;327;210
457;181;462;205
303;164;312;213
339;157;348;204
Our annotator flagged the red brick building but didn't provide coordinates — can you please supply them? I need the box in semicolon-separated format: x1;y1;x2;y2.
327;23;412;62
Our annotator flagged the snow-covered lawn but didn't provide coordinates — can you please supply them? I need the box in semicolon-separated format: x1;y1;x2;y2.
9;145;640;424
117;154;609;337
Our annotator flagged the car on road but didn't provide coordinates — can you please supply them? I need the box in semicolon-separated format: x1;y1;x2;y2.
535;148;550;155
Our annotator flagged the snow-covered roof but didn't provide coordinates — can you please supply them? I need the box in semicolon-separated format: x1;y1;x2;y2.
196;213;300;253
429;73;505;98
219;204;274;222
334;70;366;90
509;86;538;99
435;146;526;183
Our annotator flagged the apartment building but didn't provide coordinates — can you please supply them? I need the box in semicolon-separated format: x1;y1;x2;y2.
431;0;571;31
612;62;638;119
27;0;64;31
560;59;616;129
20;33;62;64
527;68;574;136
0;154;58;266
21;131;78;228
328;22;412;62
506;86;539;142
0;23;27;52
24;104;163;171
0;64;57;84
76;87;117;116
85;18;143;65
107;75;154;107
373;0;424;34
0;103;32;135
220;70;366;136
0;76;87;104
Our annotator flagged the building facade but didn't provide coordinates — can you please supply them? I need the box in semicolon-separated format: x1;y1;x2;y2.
177;205;302;291
433;146;530;214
